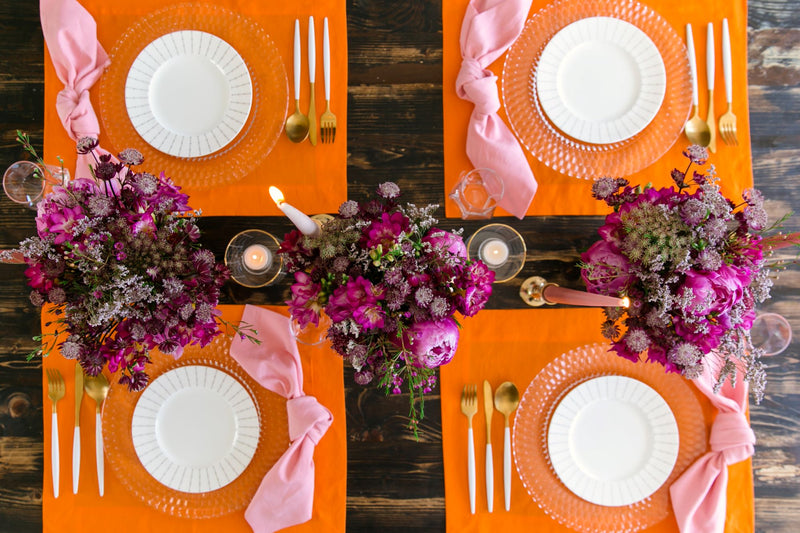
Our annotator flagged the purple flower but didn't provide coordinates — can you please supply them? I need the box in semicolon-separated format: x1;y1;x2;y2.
287;272;323;328
580;240;635;296
353;303;385;330
365;212;409;249
679;265;750;317
403;318;460;368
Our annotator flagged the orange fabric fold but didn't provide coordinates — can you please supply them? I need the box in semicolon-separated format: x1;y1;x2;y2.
43;0;348;217
443;0;753;218
40;305;346;533
440;308;754;532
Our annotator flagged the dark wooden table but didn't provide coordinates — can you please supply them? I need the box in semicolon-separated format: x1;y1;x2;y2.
1;1;798;532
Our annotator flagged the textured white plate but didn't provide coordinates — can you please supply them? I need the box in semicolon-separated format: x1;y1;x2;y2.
131;365;260;493
547;375;679;506
125;30;253;158
536;17;666;144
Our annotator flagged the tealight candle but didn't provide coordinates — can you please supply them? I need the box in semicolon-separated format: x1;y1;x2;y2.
479;238;510;267
268;186;320;237
242;244;272;273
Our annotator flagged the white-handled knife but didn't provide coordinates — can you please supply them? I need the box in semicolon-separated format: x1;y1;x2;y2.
308;15;317;146
73;363;84;494
483;380;494;513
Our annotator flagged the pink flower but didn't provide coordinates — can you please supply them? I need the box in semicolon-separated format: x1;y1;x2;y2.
287;272;323;328
365;212;409;249
403;318;459;368
423;229;467;258
580;240;635;295
679;265;750;317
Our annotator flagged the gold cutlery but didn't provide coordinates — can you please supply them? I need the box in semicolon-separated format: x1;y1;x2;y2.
706;22;717;153
84;373;110;496
460;384;478;514
285;19;310;143
494;381;520;512
73;363;84;494
719;18;738;145
46;369;65;498
483;380;494;513
320;17;338;144
684;24;711;147
308;16;318;146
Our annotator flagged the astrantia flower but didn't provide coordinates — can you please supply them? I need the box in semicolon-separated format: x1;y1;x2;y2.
118;148;144;166
76;136;98;154
377;181;400;199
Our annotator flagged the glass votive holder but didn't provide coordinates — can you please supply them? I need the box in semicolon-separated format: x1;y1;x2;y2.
290;311;332;346
224;229;283;288
449;168;504;219
466;223;526;283
3;161;70;210
750;312;792;356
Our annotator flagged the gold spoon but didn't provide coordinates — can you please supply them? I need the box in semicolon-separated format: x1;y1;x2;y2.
285;19;310;143
684;24;711;147
84;373;110;496
494;381;520;512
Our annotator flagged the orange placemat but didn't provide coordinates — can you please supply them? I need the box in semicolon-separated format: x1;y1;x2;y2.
443;0;753;218
440;308;754;532
41;305;346;533
43;0;348;217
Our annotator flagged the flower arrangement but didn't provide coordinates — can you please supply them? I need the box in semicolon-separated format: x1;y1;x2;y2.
279;182;494;428
4;135;233;390
579;146;796;402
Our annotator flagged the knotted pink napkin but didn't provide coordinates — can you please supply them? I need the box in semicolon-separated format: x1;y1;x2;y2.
40;0;115;179
229;305;333;533
456;0;536;219
670;362;755;533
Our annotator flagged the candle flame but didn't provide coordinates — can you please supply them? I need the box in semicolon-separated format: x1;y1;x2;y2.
268;186;285;205
621;296;631;308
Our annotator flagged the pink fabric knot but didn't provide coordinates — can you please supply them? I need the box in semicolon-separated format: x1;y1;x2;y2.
709;411;755;464
456;58;500;116
56;86;102;140
288;396;334;445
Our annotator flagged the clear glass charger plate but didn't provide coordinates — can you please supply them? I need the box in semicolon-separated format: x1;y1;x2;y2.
103;335;290;519
502;0;692;179
98;3;288;189
513;343;707;533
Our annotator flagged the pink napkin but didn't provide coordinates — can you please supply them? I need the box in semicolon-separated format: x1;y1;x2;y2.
670;361;756;533
229;305;333;533
40;0;115;179
455;0;537;219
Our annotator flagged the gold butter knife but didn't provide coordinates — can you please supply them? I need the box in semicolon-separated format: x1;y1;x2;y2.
73;363;83;494
308;16;318;146
706;22;717;153
483;379;494;513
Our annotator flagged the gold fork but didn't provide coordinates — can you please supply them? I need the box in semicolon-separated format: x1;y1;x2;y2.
719;18;738;146
46;368;65;498
460;383;478;514
84;373;110;496
320;17;337;144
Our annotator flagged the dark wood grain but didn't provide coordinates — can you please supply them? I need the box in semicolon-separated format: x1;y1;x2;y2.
0;0;798;531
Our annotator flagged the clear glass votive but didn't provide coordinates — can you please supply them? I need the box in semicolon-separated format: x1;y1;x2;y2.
751;312;792;356
3;161;70;210
224;230;283;288
290;311;332;346
449;168;504;219
466;223;526;283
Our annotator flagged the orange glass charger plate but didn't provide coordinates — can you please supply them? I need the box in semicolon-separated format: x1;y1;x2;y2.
102;335;290;519
502;0;692;179
513;343;708;532
97;3;288;189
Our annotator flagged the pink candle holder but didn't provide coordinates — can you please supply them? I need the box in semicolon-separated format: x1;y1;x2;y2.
520;276;629;308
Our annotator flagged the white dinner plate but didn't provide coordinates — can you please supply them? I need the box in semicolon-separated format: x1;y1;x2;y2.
125;30;253;158
547;375;679;506
131;365;260;493
536;17;666;144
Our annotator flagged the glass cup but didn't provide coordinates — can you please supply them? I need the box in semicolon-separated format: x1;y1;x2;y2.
3;161;70;209
290;311;332;346
750;312;792;356
449;168;504;219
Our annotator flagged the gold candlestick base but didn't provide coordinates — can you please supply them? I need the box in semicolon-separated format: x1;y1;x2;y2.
519;276;557;307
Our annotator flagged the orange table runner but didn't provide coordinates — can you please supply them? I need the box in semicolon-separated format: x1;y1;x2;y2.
43;0;348;217
41;305;346;533
443;0;753;218
440;308;754;532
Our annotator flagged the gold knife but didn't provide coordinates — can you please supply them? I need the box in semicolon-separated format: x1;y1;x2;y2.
307;16;318;146
483;380;494;513
706;22;717;153
73;363;83;494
